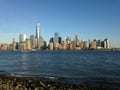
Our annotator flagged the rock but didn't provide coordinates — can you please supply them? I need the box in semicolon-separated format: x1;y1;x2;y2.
40;81;46;87
15;83;22;90
47;84;51;87
28;80;32;83
34;87;39;90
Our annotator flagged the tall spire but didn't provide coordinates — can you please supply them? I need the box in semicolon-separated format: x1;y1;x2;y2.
36;22;40;48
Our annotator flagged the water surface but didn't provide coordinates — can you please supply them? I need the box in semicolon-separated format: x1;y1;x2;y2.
0;50;120;84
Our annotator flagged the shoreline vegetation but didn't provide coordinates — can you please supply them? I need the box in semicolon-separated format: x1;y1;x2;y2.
0;75;120;90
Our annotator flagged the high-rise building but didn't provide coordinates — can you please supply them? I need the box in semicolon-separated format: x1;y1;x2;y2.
19;34;26;44
49;37;54;43
54;32;59;50
66;37;71;44
30;35;36;49
104;41;107;49
38;36;45;49
36;22;40;48
12;38;16;50
104;38;110;49
54;32;59;43
25;39;31;50
84;41;89;49
75;35;79;47
19;34;26;51
90;40;97;49
59;37;62;44
49;42;54;50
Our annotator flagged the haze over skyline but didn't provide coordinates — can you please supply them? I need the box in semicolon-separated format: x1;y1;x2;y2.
0;0;120;48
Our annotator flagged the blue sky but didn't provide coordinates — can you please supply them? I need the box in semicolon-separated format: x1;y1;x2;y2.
0;0;120;48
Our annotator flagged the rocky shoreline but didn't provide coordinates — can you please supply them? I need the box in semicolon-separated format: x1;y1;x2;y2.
0;75;120;90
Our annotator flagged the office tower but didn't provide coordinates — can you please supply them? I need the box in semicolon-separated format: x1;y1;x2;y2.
49;42;54;50
106;39;110;49
104;38;110;49
12;38;16;50
75;35;79;47
19;34;26;50
59;37;62;44
19;34;26;44
104;41;107;49
84;41;89;49
49;37;54;43
97;39;102;49
66;37;71;44
25;39;31;50
38;36;45;49
54;32;59;50
36;22;40;48
90;40;97;49
30;35;36;49
54;32;59;43
79;40;84;49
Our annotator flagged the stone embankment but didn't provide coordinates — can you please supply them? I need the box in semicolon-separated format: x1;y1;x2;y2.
0;75;120;90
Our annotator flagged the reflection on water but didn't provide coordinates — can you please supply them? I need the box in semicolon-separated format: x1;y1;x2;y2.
21;52;28;72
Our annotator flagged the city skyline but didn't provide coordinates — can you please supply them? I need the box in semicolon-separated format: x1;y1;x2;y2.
0;0;120;48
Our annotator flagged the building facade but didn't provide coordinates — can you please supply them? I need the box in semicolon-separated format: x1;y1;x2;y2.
36;22;40;48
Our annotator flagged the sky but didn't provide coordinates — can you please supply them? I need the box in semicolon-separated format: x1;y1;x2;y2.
0;0;120;48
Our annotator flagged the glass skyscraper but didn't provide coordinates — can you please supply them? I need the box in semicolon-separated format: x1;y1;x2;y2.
36;22;40;48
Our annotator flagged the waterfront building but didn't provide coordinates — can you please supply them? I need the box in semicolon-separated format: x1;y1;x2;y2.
49;37;54;43
97;40;102;49
75;35;79;47
54;32;59;49
63;43;67;50
18;44;26;51
58;37;62;44
79;40;84;49
49;42;54;50
54;32;59;43
25;39;31;50
54;42;59;50
90;40;97;49
106;38;110;49
0;43;8;50
19;34;26;44
72;40;77;49
36;22;40;48
84;41;89;49
104;41;107;49
38;36;45;49
66;37;71;45
19;34;26;50
30;35;36;49
58;44;62;50
104;38;110;49
12;38;17;50
70;44;73;50
8;44;13;50
101;41;104;48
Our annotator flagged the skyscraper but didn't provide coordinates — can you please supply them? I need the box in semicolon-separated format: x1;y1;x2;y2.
104;38;110;49
54;32;59;43
12;38;16;50
36;22;40;48
19;34;26;44
19;34;26;50
30;35;36;49
54;32;59;50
